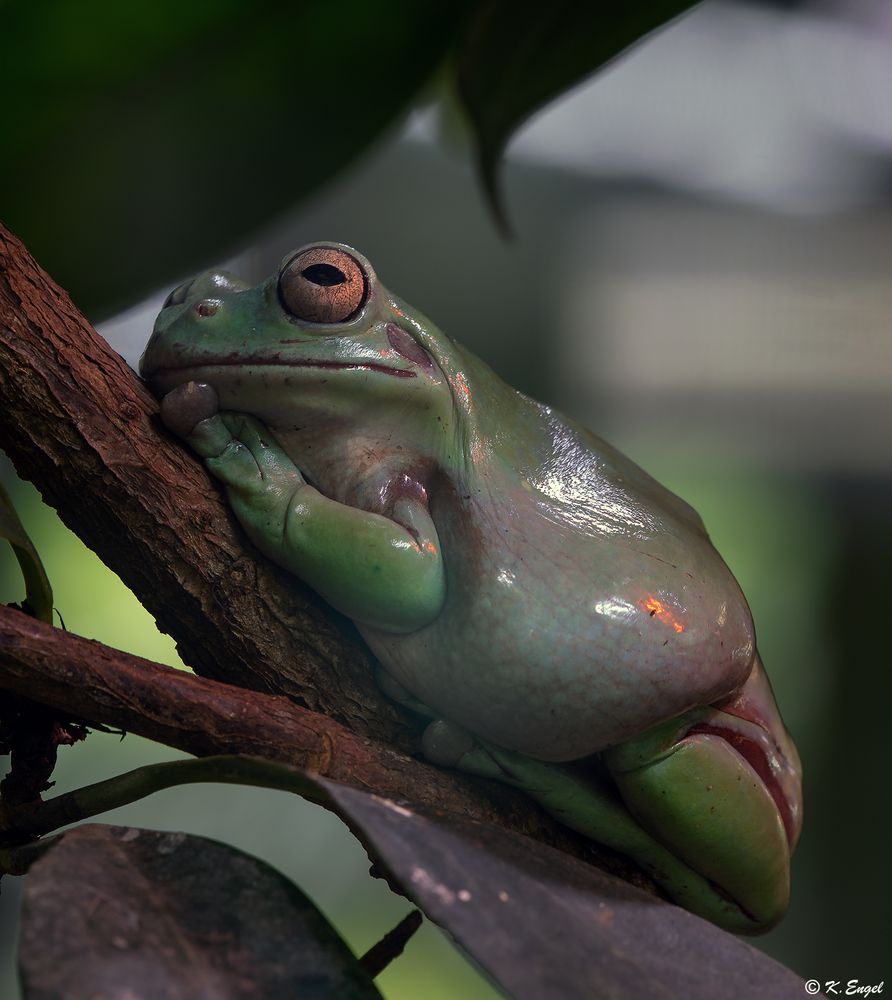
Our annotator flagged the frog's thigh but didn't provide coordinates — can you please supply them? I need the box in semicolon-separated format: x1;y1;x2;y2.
431;730;766;933
605;732;790;931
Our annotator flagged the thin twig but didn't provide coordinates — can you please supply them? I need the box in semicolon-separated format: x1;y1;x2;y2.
0;755;328;845
359;910;424;978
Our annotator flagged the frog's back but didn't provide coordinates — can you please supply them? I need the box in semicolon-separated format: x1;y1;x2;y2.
362;409;755;762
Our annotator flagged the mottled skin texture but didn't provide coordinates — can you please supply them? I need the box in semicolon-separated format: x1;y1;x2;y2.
141;243;803;934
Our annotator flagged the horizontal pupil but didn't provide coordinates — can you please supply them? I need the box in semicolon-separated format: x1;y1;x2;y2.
302;263;346;287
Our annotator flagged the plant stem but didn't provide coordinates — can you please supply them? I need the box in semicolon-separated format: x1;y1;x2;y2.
0;754;327;844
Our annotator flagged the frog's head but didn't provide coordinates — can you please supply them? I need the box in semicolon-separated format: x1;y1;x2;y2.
140;243;474;458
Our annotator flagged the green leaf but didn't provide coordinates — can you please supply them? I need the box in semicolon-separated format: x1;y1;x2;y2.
19;824;383;999
0;481;53;623
454;1;702;228
1;1;472;318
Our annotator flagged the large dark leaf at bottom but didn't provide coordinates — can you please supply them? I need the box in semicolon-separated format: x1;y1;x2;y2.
18;823;381;1000
321;781;806;1000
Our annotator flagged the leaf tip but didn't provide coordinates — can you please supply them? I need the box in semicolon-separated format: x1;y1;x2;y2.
478;146;515;241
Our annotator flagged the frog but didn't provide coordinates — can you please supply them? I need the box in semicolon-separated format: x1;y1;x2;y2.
140;242;803;934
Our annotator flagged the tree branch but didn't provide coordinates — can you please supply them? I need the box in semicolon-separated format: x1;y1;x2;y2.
0;220;651;888
0;605;606;864
0;219;404;745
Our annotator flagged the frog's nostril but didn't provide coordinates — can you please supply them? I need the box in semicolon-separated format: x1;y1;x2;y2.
195;300;219;318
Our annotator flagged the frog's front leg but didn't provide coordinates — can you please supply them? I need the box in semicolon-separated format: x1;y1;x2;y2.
160;382;445;634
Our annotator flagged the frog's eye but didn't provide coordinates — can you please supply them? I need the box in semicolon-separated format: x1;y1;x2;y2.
278;247;367;324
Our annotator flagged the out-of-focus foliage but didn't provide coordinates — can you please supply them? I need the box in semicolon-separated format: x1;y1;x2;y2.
20;824;383;1000
0;0;471;317
454;0;700;226
0;0;700;317
0;481;52;623
0;475;181;664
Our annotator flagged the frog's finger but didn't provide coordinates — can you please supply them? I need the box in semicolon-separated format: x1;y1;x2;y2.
203;435;272;487
160;381;219;438
158;382;246;467
218;412;301;480
181;416;238;461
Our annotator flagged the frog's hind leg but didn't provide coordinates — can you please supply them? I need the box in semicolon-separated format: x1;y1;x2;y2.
421;721;767;934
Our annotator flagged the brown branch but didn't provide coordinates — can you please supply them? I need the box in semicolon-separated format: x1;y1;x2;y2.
0;605;604;862
0;219;405;746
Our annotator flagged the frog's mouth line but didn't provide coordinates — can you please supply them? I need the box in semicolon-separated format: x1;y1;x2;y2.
150;359;417;380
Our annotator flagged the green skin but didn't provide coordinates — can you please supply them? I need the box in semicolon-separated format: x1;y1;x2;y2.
141;243;803;933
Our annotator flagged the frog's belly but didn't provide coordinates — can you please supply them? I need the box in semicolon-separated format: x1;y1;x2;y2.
360;535;755;762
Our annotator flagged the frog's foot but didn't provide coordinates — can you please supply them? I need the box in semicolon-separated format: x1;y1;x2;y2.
161;381;254;472
422;722;775;934
421;719;479;767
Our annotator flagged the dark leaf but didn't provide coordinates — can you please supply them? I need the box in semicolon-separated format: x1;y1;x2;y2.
12;756;806;998
1;1;471;318
19;824;382;1000
0;482;53;624
320;779;806;1000
454;1;701;227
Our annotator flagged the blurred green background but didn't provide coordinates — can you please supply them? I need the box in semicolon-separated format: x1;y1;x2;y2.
3;1;892;996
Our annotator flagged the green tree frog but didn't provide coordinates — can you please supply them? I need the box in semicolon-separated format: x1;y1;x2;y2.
141;243;802;933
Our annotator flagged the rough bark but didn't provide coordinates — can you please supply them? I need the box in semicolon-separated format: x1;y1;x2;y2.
0;605;600;857
0;219;648;884
0;220;405;745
